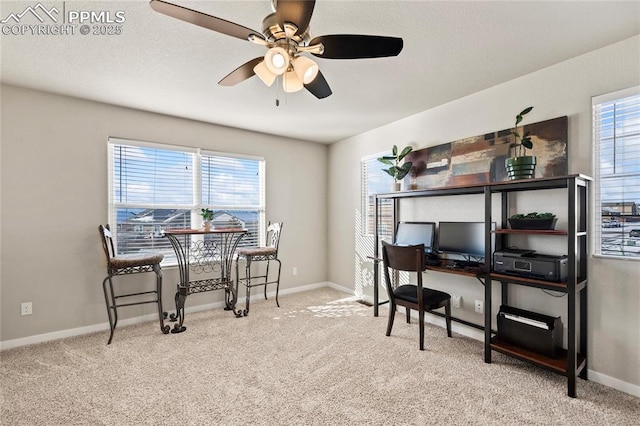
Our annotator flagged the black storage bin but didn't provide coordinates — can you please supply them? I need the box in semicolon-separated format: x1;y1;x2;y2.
497;305;563;358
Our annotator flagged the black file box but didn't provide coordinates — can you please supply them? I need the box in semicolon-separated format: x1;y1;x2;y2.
497;305;563;358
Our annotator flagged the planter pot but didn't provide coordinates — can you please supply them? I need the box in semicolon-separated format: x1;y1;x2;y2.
505;156;536;180
392;182;401;192
508;217;558;230
202;220;212;231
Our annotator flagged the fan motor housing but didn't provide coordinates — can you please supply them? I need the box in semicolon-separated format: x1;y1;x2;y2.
261;12;310;46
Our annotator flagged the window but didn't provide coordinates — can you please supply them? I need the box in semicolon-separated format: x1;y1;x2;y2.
108;138;265;264
361;153;393;237
593;87;640;258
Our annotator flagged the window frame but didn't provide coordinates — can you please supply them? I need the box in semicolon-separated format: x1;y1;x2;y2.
361;151;394;238
107;138;265;265
592;86;640;260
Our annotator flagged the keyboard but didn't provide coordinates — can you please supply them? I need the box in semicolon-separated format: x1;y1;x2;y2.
425;257;442;266
453;260;480;268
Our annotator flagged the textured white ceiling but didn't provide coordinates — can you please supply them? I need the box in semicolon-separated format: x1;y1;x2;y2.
1;1;639;143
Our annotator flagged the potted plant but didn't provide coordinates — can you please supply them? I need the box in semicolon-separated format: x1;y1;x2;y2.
508;212;557;230
506;106;536;180
201;208;214;231
377;145;413;191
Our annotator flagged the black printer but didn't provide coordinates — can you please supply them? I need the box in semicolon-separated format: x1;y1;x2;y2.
493;248;568;282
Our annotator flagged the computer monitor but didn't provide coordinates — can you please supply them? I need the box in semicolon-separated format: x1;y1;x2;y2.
437;221;494;258
394;222;436;254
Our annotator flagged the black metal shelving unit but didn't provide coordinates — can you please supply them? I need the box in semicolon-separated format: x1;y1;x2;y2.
373;174;591;398
484;174;590;398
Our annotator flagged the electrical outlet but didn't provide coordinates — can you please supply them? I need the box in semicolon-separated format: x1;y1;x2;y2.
292;267;298;276
474;299;484;314
21;302;32;316
452;294;461;308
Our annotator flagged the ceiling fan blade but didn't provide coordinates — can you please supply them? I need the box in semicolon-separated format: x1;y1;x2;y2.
310;35;403;59
275;0;316;36
218;57;264;86
304;71;332;99
150;0;264;42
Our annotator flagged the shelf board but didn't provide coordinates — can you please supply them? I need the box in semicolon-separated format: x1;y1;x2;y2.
375;174;592;199
494;229;568;235
490;337;586;376
489;273;569;291
427;264;484;278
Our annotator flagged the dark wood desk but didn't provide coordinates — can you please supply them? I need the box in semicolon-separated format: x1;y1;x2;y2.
164;228;247;332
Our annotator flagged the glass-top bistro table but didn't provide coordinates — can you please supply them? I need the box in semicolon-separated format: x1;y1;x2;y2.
163;228;247;332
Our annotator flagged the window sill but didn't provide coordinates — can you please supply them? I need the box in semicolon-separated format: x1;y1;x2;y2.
592;254;640;262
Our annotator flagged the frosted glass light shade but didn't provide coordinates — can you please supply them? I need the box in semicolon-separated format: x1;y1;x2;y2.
253;60;276;86
264;47;289;76
294;56;319;84
283;70;303;93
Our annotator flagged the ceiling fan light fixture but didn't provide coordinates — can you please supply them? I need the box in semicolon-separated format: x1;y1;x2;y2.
264;46;289;75
293;56;319;84
253;60;276;86
283;69;303;93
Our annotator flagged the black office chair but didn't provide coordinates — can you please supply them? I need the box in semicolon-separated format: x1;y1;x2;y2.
235;222;283;316
381;241;452;350
99;224;170;344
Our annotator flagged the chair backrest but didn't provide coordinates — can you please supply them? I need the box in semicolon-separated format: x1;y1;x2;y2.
266;222;283;252
382;241;425;272
99;224;115;264
381;241;425;296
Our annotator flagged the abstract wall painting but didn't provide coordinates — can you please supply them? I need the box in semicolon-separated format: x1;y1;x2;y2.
405;116;568;189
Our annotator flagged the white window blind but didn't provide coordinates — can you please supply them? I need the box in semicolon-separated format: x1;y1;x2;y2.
361;153;393;237
593;87;640;259
108;139;265;264
201;152;265;247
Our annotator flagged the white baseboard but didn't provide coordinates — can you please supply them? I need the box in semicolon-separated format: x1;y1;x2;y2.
326;281;356;295
0;281;335;351
2;282;638;398
587;370;640;398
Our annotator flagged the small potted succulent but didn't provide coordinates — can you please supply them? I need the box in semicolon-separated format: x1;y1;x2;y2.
506;106;536;180
377;145;413;191
508;212;557;230
201;208;214;231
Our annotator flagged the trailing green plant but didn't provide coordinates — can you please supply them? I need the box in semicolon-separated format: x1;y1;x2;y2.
377;145;414;183
511;106;534;157
510;212;556;219
200;208;214;221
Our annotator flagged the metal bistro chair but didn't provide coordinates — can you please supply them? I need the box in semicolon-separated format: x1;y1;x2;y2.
235;222;283;316
99;225;170;344
381;241;452;350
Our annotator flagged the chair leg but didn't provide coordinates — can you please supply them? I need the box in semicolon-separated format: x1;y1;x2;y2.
102;275;117;345
386;302;396;336
244;256;252;315
154;266;170;335
419;310;425;351
264;260;270;300
234;257;240;310
445;300;452;338
274;258;281;308
406;307;411;323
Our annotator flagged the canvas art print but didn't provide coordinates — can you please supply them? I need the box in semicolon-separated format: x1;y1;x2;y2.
405;116;568;189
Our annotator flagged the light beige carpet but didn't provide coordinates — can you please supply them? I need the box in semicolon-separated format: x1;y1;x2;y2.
1;287;638;425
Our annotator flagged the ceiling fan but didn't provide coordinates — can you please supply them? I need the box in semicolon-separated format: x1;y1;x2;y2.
149;0;404;99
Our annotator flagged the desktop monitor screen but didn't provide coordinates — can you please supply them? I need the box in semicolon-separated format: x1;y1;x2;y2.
394;222;436;253
437;221;494;258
